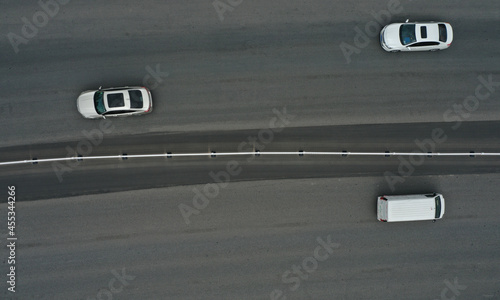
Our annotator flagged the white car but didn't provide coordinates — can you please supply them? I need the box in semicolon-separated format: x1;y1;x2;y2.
380;20;453;52
77;86;153;119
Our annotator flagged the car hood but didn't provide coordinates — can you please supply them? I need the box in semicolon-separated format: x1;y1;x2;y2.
382;24;403;48
77;91;100;118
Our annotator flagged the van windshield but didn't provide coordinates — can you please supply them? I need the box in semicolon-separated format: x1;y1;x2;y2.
435;196;442;218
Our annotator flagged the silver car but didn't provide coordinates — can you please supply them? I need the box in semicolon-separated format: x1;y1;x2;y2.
77;86;153;119
380;20;453;52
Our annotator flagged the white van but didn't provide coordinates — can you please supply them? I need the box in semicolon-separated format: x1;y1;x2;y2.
377;193;445;222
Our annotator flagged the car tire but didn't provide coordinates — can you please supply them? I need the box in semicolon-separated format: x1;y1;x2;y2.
430;49;438;52
390;50;400;53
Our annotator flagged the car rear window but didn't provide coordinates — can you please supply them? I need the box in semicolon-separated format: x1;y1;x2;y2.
107;93;125;108
400;24;416;45
129;90;144;108
438;24;447;42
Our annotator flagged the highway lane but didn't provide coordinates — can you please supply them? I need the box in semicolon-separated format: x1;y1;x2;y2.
3;120;500;163
0;1;499;147
1;174;499;299
1;121;500;201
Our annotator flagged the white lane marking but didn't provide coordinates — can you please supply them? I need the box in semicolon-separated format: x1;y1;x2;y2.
0;151;498;166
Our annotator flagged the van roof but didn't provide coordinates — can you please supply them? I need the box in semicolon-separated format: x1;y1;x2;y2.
383;194;437;201
386;198;437;222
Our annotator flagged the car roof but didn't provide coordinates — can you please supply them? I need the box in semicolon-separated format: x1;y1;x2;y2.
414;23;440;42
102;88;146;111
103;91;129;111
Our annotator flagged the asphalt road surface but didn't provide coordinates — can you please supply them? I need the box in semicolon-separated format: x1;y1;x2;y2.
1;121;500;202
0;1;499;147
1;175;499;299
1;0;500;299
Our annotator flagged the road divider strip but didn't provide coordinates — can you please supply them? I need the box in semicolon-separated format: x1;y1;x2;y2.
0;151;499;166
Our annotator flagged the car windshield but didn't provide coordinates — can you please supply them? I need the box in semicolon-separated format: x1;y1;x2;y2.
94;91;106;114
129;90;143;108
399;24;416;45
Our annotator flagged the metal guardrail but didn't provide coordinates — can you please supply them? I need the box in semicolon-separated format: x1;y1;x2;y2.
0;151;498;166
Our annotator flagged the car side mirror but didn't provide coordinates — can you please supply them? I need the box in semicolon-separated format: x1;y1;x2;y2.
102;115;106;119
405;19;409;23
